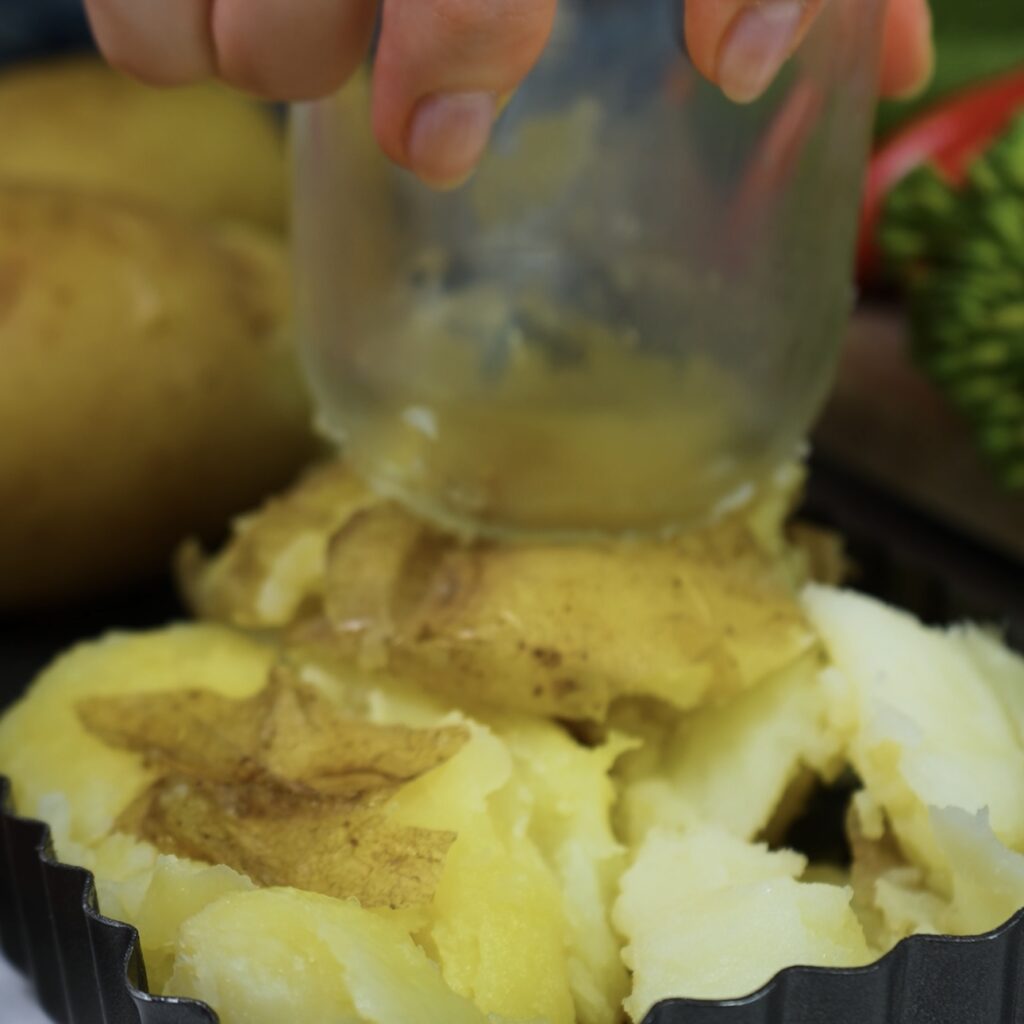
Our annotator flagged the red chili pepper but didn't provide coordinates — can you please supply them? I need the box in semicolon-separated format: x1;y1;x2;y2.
858;67;1024;282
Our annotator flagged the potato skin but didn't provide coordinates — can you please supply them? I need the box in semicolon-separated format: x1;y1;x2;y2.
0;185;316;608
0;56;286;231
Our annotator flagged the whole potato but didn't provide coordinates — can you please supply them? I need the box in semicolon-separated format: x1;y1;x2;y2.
0;57;286;231
0;185;317;608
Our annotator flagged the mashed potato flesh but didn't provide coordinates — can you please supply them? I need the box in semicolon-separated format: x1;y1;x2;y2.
3;470;1024;1022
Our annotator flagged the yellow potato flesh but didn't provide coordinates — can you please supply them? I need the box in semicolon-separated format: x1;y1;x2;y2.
615;826;872;1019
805;586;1024;878
619;653;846;845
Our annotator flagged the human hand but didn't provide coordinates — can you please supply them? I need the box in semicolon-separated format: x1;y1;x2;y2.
85;0;933;188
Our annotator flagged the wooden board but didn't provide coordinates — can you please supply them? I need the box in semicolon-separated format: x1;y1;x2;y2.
814;306;1024;563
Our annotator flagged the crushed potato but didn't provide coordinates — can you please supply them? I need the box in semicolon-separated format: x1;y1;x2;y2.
805;587;1024;879
615;825;872;1018
186;461;814;721
79;671;469;909
2;460;1023;1022
0;625;627;1024
616;652;848;845
169;889;490;1024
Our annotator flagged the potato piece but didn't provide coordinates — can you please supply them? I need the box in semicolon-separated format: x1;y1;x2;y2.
385;718;577;1024
872;868;946;943
856;807;1024;947
20;814;254;992
930;807;1024;937
349;673;627;1024
189;456;808;634
96;840;255;992
167;889;489;1024
845;793;941;948
286;488;814;721
0;624;275;843
188;459;813;721
956;626;1024;747
180;462;374;629
497;721;633;1024
614;826;872;1019
78;672;469;910
0;186;316;607
0;57;286;230
3;623;619;1024
619;654;847;845
805;586;1024;878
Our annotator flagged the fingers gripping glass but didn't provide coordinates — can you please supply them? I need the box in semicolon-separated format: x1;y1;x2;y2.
293;0;887;538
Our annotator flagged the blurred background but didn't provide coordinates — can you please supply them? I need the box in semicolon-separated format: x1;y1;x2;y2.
0;0;1020;704
0;0;91;60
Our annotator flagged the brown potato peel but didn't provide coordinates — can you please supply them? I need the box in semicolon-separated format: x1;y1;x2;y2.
77;672;469;908
293;499;814;722
182;461;815;722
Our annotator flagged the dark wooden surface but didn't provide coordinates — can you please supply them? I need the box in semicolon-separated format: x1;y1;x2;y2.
815;307;1024;564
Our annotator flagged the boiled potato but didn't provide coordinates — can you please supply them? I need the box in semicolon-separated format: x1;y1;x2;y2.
846;793;945;948
851;806;1024;949
400;721;625;1024
615;825;871;1019
0;186;317;607
317;502;813;720
179;462;375;629
169;889;491;1024
496;721;632;1024
374;696;624;1024
618;653;848;845
805;586;1024;879
0;623;276;842
0;624;270;989
929;806;1024;936
304;662;629;1022
93;839;254;992
9;472;1024;1022
1;620;629;1024
0;56;286;230
236;468;815;722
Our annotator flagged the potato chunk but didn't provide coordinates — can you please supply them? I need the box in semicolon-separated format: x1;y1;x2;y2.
168;889;489;1024
179;463;374;629
615;826;872;1019
2;620;634;1024
930;806;1024;937
299;498;813;722
804;586;1024;877
186;460;813;721
0;625;275;843
619;654;846;844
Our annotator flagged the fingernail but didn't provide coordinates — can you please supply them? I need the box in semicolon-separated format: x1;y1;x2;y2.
717;1;805;104
407;92;496;189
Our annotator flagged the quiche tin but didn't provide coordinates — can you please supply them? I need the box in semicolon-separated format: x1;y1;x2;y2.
2;775;1023;1024
2;465;1024;1024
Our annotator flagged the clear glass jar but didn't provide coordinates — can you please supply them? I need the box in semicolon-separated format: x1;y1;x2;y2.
293;0;886;538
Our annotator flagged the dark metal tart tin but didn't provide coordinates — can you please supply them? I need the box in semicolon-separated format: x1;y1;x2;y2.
1;777;215;1024
2;461;1023;1023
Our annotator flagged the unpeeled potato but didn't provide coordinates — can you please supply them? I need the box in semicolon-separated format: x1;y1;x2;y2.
0;185;317;608
0;56;287;231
